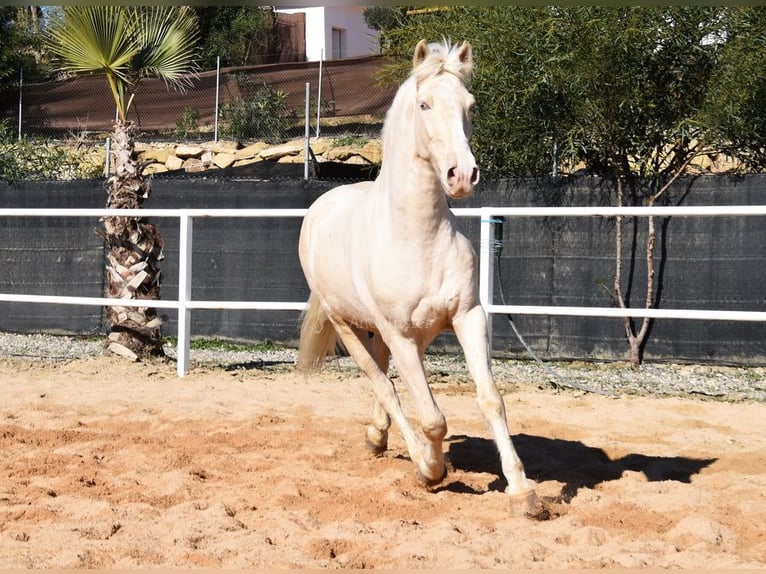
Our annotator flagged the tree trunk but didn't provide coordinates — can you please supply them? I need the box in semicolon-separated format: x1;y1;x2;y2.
101;119;165;359
612;176;649;369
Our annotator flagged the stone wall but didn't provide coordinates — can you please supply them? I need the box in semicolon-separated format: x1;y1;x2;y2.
137;137;383;175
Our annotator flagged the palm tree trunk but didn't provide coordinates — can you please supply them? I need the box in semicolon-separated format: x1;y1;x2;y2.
101;119;165;359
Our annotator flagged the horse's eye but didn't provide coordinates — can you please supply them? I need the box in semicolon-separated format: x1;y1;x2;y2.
419;102;431;111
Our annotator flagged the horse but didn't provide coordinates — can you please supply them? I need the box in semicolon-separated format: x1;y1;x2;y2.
297;39;538;515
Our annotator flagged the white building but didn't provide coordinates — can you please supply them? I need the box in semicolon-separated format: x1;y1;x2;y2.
275;6;380;62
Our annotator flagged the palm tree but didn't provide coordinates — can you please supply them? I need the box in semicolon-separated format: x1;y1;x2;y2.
46;6;199;359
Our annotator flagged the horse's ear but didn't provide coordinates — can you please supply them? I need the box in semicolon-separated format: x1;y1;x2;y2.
457;41;473;67
413;39;429;68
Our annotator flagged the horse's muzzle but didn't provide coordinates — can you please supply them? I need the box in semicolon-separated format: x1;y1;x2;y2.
447;166;480;198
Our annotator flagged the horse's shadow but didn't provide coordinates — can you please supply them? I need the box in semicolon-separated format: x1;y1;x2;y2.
223;360;293;371
442;433;716;501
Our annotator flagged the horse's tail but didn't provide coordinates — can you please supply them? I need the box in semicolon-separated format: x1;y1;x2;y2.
297;292;337;372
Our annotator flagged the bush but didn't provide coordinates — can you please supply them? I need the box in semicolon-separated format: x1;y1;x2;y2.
332;135;368;148
219;83;290;142
0;121;103;183
174;107;200;140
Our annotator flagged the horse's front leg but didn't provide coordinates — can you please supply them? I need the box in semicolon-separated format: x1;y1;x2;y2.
452;305;539;515
388;338;448;485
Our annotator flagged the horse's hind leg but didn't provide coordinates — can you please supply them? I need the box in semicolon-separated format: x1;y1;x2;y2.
367;392;391;455
453;305;539;515
358;330;392;455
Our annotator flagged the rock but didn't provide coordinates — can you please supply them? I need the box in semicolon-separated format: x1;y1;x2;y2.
259;139;305;161
345;155;371;165
277;153;306;164
359;140;382;164
232;157;264;168
106;342;138;362
324;145;356;161
183;158;206;173
140;146;173;163
213;153;237;169
165;156;184;171
209;140;240;154
667;515;737;551
323;140;381;164
175;144;204;159
144;163;169;175
60;137;383;179
78;150;106;174
236;142;269;158
308;137;333;155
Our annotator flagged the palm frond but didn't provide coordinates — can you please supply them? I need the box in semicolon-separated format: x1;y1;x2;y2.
130;7;201;91
46;6;137;85
46;6;200;118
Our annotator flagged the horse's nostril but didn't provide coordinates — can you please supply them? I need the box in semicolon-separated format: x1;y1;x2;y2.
471;167;480;184
447;167;456;182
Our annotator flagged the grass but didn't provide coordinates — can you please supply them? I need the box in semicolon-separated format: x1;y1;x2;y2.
331;135;369;147
164;337;285;353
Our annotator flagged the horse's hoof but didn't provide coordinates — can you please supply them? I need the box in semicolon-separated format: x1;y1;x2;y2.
508;489;542;517
417;463;447;487
365;438;387;457
365;428;388;456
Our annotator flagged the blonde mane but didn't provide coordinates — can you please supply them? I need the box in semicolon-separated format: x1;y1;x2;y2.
410;39;473;85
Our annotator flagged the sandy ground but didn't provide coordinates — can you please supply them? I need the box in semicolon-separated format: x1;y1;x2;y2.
0;354;764;569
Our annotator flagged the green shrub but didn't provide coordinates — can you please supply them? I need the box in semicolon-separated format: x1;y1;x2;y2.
174;107;200;140
332;135;368;148
219;83;290;143
0;121;103;183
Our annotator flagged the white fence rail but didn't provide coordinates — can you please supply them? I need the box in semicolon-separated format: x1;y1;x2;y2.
2;205;766;377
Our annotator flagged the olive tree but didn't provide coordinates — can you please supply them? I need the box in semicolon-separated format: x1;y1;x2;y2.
378;6;766;366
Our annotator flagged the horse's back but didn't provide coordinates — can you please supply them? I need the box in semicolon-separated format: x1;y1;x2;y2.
299;181;374;305
299;181;372;255
304;181;372;226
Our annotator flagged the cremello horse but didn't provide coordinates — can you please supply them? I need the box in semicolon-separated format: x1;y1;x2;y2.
298;40;538;514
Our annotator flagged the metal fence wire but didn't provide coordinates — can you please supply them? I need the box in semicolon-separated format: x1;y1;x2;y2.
0;55;395;146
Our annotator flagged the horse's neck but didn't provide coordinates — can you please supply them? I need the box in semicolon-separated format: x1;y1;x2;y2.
379;126;449;227
376;157;450;237
373;77;452;236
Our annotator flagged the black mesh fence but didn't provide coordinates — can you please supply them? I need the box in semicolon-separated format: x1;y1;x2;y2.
2;175;766;365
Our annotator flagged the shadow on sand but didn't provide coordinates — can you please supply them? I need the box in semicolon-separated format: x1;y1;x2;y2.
441;433;716;502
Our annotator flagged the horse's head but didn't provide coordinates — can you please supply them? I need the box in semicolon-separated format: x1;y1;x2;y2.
411;39;480;199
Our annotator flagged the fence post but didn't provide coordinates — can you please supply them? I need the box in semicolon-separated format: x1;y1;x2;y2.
214;56;220;143
304;82;310;180
479;207;495;354
316;49;323;137
104;137;111;178
177;213;193;377
17;69;22;140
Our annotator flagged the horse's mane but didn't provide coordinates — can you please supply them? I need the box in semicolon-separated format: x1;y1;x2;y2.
410;39;473;85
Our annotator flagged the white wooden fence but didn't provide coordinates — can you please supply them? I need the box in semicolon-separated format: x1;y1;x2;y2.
2;205;766;377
